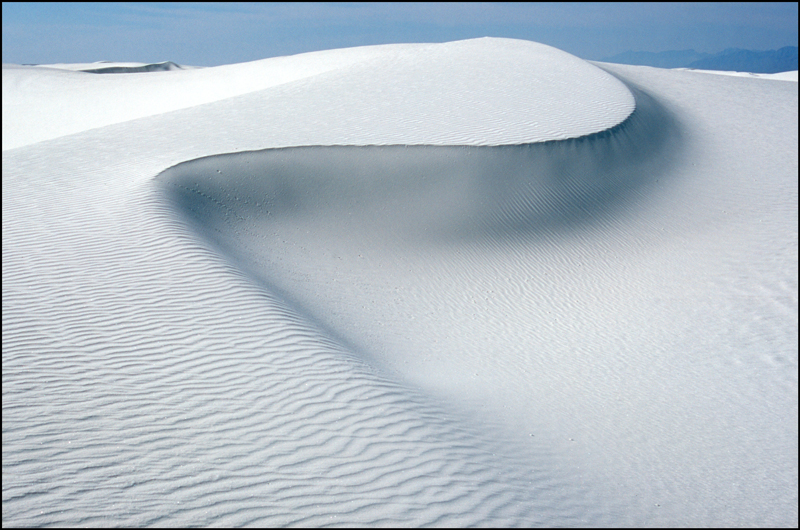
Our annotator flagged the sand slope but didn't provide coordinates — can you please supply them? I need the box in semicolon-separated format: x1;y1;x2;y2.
3;38;797;527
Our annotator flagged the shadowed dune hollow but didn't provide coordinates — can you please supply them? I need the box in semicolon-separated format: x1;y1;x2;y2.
158;84;679;289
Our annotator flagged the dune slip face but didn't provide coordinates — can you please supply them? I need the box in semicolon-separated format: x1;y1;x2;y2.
3;38;798;527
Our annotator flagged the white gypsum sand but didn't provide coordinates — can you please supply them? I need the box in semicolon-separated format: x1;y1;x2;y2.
3;38;797;527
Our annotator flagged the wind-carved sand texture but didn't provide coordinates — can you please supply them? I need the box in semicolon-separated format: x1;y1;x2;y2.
3;38;798;527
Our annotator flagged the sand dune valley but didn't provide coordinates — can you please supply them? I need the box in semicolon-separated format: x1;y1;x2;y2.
3;38;797;527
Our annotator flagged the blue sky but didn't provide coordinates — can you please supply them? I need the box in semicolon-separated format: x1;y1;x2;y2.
2;2;797;66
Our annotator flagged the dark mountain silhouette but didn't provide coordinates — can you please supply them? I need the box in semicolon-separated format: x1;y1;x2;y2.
601;46;798;73
686;47;798;74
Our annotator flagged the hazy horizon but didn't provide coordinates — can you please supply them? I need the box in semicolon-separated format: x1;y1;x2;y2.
2;2;798;67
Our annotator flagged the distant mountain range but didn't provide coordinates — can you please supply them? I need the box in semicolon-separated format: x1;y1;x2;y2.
600;46;798;73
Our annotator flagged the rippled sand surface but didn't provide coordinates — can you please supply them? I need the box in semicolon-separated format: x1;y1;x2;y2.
3;38;797;527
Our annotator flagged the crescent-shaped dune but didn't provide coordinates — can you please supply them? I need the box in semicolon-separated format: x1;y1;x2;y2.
3;38;797;527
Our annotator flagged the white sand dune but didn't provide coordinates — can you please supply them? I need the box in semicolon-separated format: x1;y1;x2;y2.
672;67;799;81
3;38;797;527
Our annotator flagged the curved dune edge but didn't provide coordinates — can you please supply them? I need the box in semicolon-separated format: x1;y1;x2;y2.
157;83;664;238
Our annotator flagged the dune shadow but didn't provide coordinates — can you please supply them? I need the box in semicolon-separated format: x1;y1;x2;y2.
156;82;680;256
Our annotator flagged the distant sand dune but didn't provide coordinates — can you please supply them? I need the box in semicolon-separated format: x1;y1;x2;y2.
80;61;187;74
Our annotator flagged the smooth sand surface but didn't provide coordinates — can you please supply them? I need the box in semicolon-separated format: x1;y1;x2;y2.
3;38;797;527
